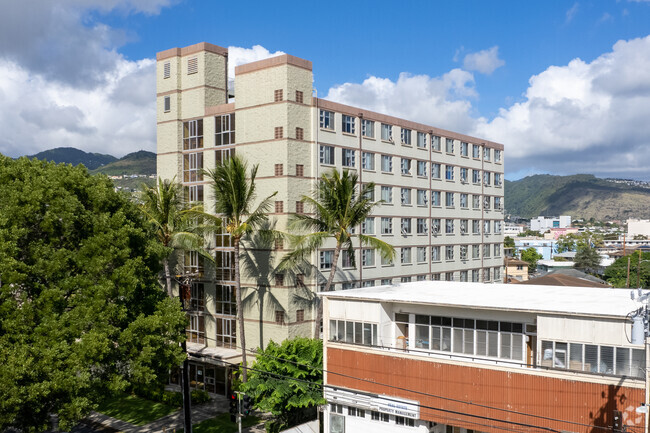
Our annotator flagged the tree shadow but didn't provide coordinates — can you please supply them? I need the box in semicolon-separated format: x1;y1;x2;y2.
588;375;642;433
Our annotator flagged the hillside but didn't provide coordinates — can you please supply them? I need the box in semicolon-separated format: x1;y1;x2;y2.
505;174;650;220
28;147;117;170
91;150;156;176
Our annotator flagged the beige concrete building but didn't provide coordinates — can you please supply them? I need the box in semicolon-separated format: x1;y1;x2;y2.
156;42;505;394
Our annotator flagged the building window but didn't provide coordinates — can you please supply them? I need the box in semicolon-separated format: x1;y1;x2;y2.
401;128;412;145
363;186;375;201
275;311;285;324
445;219;454;234
184;185;204;203
484;171;491;186
275;201;283;213
295;127;304;140
381;123;393;141
320;110;334;130
494;220;502;234
431;218;441;235
460;270;468;282
381;155;392;172
431;246;441;262
460;219;468;234
187;56;198;75
342;148;356;167
460;193;468;208
417;190;428;206
446;245;454;260
484;219;491;233
460;245;468;260
445;165;455;181
400;188;411;205
401;158;411;175
274;126;283;139
400;218;412;234
362;119;375;138
417;247;427;263
494;267;501;281
341;250;354;268
473;244;480;259
401;247;412;264
495;173;503;187
483;244;491;258
431;191;441;207
215;114;235;146
329;319;378;346
183;152;204;182
473;194;481;209
431;135;441;151
460;142;468;156
431;163;441;179
446;137;454;153
416;160;427;177
473;144;481;158
460;167;468;183
296;201;304;214
275;274;284;286
362;217;375;234
417;132;427;148
342;115;356;134
215;284;236;316
494;243;501;257
163;61;171;78
274;89;283;102
183;119;204;150
484;147;491;161
472;269;480;282
473;169;481;184
417;218;428;234
362;249;375;267
320;251;333;269
381;217;392;235
362;152;375;170
381;186;392;204
371;411;389;422
274;238;283;250
472;220;480;234
445;192;454;207
495;149;502;162
216;317;236;348
295;90;303;103
296;164;304;176
163;95;170;112
275;164;283;176
319;145;334;165
296;309;304;322
381;278;392;285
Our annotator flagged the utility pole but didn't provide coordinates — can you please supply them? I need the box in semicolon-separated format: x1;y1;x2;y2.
627;256;631;288
639;252;642;289
176;274;195;433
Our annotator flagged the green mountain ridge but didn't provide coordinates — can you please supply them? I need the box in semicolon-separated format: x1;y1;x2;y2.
505;174;650;220
27;147;155;175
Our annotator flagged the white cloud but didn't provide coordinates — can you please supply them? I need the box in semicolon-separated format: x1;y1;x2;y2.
566;2;579;23
325;70;480;134
475;35;650;178
462;46;505;75
226;45;285;90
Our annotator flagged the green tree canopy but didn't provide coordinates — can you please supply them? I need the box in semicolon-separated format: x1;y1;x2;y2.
573;246;602;271
240;337;326;432
604;251;650;288
0;157;187;431
520;247;543;272
504;236;515;249
555;232;604;253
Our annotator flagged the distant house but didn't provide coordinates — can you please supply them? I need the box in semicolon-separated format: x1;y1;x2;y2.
520;269;610;288
505;257;529;282
514;238;556;260
530;215;571;232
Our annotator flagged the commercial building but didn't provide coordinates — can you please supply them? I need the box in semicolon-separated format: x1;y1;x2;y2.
530;215;571;232
628;219;650;238
156;42;505;390
321;282;646;433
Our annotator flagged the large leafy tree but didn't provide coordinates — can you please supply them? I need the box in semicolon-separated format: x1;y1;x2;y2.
240;337;326;433
520;247;543;272
281;169;395;338
204;155;277;383
0;157;187;431
573;246;602;271
604;251;650;288
140;177;203;297
556;232;603;253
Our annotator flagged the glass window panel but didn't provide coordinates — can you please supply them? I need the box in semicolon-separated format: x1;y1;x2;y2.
453;328;463;353
442;328;452;352
512;334;523;361
500;333;512;360
600;346;614;374
585;345;599;373
372;324;378;346
476;330;487;356
354;322;363;344
464;329;474;354
541;340;554;367
431;326;441;351
632;349;645;378
345;321;354;343
569;343;583;371
488;331;498;357
554;342;568;368
416;325;429;349
615;347;631;376
330;320;337;341
415;315;429;325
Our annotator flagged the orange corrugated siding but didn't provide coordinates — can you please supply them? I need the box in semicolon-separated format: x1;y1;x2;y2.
327;347;646;433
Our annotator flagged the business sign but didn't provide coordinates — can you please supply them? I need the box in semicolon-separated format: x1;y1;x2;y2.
324;387;420;419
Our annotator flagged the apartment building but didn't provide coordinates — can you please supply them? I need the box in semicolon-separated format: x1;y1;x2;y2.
321;282;647;433
156;42;505;391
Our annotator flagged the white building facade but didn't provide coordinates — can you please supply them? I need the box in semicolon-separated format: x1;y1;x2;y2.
530;215;571;232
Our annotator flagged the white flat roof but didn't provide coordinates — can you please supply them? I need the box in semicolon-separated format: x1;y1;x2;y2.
320;282;645;318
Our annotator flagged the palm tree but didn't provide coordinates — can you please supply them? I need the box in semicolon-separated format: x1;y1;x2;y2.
280;168;395;338
204;156;277;383
140;177;203;297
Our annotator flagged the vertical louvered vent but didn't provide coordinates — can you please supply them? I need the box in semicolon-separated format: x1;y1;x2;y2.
163;61;170;78
187;57;198;75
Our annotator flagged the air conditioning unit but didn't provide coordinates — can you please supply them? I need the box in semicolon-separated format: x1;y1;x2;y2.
432;225;440;235
401;228;408;236
388;135;394;143
460;227;467;234
484;198;490;207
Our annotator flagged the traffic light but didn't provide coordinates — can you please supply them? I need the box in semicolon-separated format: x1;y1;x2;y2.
242;394;253;416
229;393;239;422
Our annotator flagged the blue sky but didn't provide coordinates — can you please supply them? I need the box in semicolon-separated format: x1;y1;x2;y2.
1;0;650;180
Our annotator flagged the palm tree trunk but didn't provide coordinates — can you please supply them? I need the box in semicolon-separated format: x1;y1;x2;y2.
163;257;173;298
314;243;342;339
234;237;248;383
